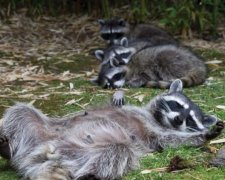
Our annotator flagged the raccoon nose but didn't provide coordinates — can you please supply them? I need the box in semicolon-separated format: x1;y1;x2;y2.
174;116;183;125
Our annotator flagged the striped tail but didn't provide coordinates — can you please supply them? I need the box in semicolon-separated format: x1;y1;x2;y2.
145;80;171;89
145;73;206;89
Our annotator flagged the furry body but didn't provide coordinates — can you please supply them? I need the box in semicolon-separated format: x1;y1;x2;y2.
98;18;177;45
0;81;223;179
95;39;206;88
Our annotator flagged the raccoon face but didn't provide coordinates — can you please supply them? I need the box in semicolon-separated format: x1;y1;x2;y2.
152;79;217;132
98;18;129;45
96;65;128;89
95;37;135;67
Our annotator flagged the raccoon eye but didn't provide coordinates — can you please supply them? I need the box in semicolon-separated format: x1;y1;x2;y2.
120;52;131;59
174;116;183;125
101;33;110;40
114;33;123;39
112;72;126;81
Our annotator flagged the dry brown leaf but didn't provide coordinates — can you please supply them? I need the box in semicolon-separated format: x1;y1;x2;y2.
207;145;219;153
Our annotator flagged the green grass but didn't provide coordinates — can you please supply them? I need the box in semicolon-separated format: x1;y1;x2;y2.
0;48;225;179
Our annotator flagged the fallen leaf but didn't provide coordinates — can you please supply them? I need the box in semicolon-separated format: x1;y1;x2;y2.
207;145;219;153
216;105;225;110
210;138;225;144
205;60;223;64
69;82;74;90
133;94;145;102
65;97;83;105
141;167;167;174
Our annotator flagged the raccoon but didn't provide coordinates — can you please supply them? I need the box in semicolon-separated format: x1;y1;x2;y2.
98;18;177;45
0;80;223;179
94;38;207;89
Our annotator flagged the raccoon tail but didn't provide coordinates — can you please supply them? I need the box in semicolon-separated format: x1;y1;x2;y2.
145;80;171;89
145;73;205;89
61;120;148;179
179;73;206;87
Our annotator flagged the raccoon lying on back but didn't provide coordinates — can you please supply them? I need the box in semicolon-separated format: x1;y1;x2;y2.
95;38;206;88
98;18;177;45
0;80;223;179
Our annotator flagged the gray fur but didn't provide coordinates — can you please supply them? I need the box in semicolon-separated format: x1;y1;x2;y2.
210;146;225;166
0;82;222;179
95;39;206;88
98;18;177;45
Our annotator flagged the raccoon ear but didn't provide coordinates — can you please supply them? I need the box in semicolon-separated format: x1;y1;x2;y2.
98;19;105;26
202;115;218;128
169;79;183;93
95;50;104;62
120;37;128;47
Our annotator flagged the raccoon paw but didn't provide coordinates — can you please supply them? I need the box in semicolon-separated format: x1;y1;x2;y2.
31;166;71;180
205;121;224;140
51;167;72;180
112;90;125;107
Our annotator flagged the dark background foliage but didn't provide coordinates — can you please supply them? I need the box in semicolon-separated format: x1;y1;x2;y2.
0;0;224;38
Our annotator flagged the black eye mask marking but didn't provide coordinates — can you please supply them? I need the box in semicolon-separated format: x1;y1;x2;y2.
112;72;126;81
166;100;184;111
186;115;200;131
112;32;124;39
101;33;111;40
174;116;183;125
120;52;131;59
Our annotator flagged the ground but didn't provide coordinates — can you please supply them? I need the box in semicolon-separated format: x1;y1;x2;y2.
0;14;225;180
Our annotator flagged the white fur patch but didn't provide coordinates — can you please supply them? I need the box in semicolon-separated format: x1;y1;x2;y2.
163;96;189;109
114;79;125;88
105;67;124;79
190;110;205;130
167;111;180;119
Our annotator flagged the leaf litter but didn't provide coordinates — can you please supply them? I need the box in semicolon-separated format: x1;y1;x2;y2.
0;13;224;109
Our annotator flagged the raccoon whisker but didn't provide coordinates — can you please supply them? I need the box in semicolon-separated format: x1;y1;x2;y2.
186;127;198;132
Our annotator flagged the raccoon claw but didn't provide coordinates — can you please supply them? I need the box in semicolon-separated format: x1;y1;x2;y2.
205;121;224;140
112;90;125;107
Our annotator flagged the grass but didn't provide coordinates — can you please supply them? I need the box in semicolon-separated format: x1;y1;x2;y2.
0;48;225;180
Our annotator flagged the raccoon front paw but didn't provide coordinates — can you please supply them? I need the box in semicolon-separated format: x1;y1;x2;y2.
112;90;125;107
31;166;71;180
205;121;224;140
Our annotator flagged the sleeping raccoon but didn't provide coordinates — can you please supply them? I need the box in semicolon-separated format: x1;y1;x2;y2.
94;38;206;89
0;80;223;179
98;18;177;45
